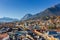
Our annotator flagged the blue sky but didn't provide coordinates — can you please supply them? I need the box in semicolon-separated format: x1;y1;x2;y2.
0;0;60;19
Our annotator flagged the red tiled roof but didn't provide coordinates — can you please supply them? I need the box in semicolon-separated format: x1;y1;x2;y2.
0;33;8;40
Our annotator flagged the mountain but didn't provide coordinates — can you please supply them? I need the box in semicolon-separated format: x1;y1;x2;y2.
0;17;19;22
21;14;32;21
21;4;60;21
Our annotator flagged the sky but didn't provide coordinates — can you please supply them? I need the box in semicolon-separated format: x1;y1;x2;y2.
0;0;60;19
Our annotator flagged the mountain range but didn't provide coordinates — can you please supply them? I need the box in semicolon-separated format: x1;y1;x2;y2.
0;4;60;22
21;4;60;21
21;14;32;21
0;17;19;22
